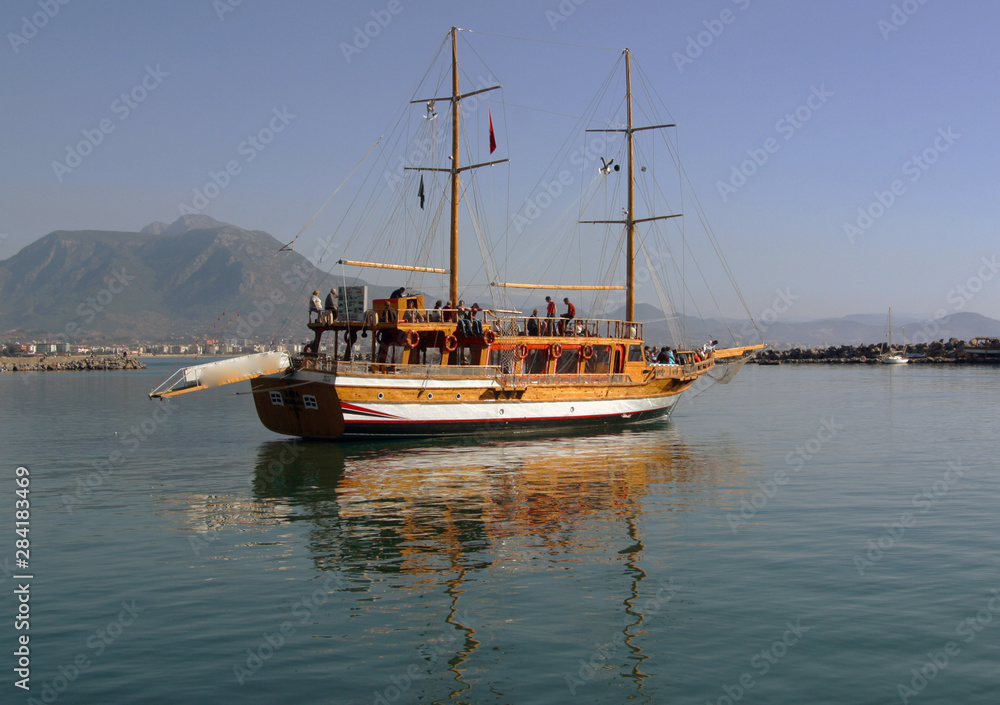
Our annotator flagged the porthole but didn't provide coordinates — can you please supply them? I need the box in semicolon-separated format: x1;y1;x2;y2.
377;392;384;400
456;393;461;399
570;406;575;413
499;408;504;416
427;393;433;400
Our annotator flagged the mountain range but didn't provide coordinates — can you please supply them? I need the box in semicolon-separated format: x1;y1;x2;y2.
2;216;999;346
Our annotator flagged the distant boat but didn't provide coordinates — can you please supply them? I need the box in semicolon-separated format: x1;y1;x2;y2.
880;308;908;365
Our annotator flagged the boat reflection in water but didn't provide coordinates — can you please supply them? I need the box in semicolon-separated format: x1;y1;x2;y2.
234;429;749;700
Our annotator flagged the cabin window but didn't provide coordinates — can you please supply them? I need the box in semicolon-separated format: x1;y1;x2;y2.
269;391;283;406
628;344;644;362
585;345;612;374
303;395;319;410
522;348;547;375
555;350;579;375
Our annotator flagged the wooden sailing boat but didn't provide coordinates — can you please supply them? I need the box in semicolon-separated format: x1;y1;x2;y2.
150;28;761;438
880;307;908;365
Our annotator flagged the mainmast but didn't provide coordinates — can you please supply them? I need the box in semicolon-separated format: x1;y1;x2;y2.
625;49;636;321
449;27;460;305
582;48;678;324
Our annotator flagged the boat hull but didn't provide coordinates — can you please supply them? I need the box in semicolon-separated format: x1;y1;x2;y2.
251;373;687;440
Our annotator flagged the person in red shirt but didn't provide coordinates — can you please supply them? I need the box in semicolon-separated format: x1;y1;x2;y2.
560;297;576;334
544;296;557;335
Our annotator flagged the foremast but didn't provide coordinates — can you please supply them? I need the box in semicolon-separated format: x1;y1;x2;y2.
408;27;508;305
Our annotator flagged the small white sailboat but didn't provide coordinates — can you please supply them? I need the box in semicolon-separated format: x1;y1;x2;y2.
880;308;908;365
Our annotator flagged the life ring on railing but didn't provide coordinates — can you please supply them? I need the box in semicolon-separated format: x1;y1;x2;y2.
405;329;420;349
363;309;378;327
550;343;563;359
580;344;594;360
482;329;495;345
443;334;458;352
514;343;529;359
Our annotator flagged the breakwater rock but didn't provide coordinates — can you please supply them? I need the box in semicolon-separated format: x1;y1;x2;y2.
755;339;984;364
0;355;146;372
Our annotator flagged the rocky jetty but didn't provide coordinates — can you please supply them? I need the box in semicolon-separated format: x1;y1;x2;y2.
0;355;145;373
755;339;984;364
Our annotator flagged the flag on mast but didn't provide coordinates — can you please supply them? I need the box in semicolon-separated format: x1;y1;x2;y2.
417;175;425;209
489;109;497;154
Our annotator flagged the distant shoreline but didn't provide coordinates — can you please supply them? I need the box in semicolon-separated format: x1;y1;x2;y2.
0;354;145;372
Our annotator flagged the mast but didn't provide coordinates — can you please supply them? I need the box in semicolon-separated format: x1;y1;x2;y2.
449;27;460;306
406;28;506;306
581;49;678;325
625;49;636;322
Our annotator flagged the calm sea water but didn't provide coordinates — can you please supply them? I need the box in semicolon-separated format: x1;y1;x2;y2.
2;359;998;704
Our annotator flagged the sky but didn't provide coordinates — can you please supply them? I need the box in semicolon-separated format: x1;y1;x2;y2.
2;0;998;323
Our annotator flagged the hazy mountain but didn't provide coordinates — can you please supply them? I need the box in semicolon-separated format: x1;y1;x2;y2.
3;216;999;345
0;216;338;341
612;305;1000;349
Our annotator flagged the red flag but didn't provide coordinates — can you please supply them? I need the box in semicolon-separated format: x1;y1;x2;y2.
488;109;497;154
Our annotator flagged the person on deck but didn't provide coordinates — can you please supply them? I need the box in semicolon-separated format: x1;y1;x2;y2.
403;298;425;322
309;290;322;322
469;303;484;336
527;309;540;336
390;286;406;299
560;297;576;335
443;300;455;322
456;300;472;336
324;288;338;323
429;300;443;322
544;296;557;335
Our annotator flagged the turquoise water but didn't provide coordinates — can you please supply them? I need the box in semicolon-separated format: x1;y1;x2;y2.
2;360;998;704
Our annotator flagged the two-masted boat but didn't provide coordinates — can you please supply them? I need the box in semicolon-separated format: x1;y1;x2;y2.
150;28;761;438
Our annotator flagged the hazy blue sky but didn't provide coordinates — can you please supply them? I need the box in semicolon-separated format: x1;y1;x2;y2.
2;0;998;321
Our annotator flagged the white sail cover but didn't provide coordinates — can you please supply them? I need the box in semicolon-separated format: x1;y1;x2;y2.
149;351;291;398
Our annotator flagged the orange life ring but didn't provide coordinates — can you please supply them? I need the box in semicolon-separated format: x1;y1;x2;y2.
482;329;496;345
405;329;420;349
550;343;563;359
580;344;594;360
444;334;458;352
515;343;529;359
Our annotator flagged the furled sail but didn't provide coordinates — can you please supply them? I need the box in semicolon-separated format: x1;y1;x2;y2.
149;351;291;399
